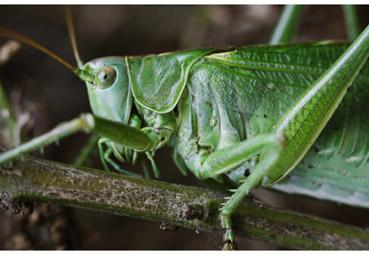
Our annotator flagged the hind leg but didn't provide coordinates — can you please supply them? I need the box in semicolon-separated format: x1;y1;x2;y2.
194;134;283;248
220;149;280;249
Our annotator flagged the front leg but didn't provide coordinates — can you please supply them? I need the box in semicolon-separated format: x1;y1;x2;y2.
0;114;152;165
0;114;94;164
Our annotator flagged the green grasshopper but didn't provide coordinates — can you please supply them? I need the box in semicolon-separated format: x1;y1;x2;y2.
1;6;369;249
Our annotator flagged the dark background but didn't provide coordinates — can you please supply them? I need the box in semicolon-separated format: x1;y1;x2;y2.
1;5;369;250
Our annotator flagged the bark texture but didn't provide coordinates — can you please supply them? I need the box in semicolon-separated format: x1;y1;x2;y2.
1;157;369;250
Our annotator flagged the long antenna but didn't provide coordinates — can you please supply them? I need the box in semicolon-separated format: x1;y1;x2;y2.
65;6;83;68
0;26;76;72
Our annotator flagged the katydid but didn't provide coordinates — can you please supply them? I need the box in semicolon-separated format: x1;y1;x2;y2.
1;6;369;249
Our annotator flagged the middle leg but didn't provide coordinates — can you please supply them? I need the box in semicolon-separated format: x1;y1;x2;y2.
98;138;141;177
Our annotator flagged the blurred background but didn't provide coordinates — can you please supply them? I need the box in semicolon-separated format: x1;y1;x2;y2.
1;5;369;250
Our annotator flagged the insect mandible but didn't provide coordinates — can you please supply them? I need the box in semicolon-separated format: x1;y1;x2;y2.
1;6;369;249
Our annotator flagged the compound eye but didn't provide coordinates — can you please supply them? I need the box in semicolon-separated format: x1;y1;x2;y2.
95;66;116;89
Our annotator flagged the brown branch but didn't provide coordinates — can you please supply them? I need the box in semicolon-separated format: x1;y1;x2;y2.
1;156;369;250
0;67;80;249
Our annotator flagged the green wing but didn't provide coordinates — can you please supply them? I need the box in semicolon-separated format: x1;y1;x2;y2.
273;78;369;208
195;42;369;207
126;48;213;113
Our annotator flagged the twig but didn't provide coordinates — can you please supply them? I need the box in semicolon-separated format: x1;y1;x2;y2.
1;156;369;250
270;5;303;44
0;41;20;148
73;134;99;167
0;43;79;249
343;5;360;40
0;82;15;148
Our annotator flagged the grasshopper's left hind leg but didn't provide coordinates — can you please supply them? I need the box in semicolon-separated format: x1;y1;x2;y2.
220;149;280;249
194;134;284;249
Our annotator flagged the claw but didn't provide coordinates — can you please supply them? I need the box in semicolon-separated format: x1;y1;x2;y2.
222;240;238;250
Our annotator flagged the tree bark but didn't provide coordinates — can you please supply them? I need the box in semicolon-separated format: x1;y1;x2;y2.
1;156;369;250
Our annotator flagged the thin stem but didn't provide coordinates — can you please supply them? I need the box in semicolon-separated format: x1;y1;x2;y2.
0;81;16;148
0;41;19;148
73;134;99;166
1;156;369;250
270;5;303;45
343;5;361;40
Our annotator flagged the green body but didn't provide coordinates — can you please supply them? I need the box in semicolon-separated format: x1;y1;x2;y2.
84;42;369;208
